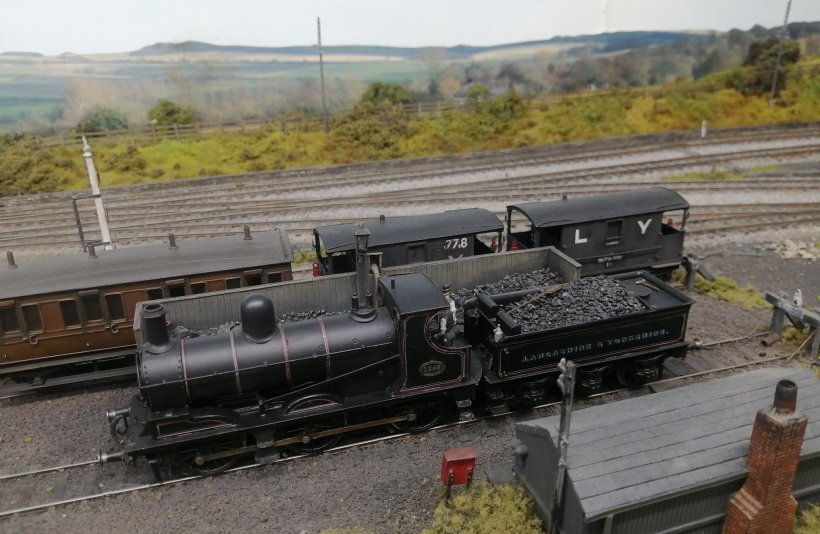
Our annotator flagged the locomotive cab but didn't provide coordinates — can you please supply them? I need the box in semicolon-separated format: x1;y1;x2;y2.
378;273;473;394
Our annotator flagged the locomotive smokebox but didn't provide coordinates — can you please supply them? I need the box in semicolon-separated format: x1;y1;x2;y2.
142;303;171;354
241;294;276;342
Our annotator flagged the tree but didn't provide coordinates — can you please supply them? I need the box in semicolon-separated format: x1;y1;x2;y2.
744;38;800;67
325;82;416;162
147;99;194;126
466;84;491;108
727;38;801;95
76;108;129;133
358;82;411;106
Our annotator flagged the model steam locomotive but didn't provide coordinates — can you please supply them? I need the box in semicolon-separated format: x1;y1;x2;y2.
101;233;692;480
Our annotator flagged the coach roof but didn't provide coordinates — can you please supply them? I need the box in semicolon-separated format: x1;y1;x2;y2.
1;229;292;300
314;208;503;254
508;188;689;228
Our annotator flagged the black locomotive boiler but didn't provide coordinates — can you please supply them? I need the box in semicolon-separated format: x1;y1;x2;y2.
105;270;482;478
102;243;692;480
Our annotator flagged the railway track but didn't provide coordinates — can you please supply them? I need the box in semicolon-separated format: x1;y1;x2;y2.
0;344;793;519
2;200;817;254
1;130;819;255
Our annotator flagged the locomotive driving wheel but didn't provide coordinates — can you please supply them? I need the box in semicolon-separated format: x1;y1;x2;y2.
172;438;245;477
280;394;347;455
390;399;446;433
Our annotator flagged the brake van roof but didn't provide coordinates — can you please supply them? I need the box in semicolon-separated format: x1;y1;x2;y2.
508;188;689;228
314;208;503;254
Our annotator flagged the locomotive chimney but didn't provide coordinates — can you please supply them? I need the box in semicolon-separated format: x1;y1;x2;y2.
168;233;178;250
241;294;276;342
351;223;376;321
244;226;252;240
142;303;171;354
6;251;17;269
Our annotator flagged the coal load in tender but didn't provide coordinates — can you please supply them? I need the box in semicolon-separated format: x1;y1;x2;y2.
505;276;647;333
453;269;565;304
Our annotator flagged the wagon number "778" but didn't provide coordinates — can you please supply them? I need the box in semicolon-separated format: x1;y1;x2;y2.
444;238;469;249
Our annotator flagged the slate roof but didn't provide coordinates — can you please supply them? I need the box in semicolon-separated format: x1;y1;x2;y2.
508;187;689;228
1;229;292;300
314;209;503;253
517;367;820;521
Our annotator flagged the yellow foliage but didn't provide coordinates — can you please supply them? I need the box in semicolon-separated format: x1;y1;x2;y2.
794;504;820;534
694;276;769;310
422;482;544;534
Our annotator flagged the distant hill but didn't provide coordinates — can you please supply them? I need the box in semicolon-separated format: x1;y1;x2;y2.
0;51;44;57
131;31;707;60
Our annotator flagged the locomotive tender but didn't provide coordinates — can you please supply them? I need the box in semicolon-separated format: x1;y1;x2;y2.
102;243;692;480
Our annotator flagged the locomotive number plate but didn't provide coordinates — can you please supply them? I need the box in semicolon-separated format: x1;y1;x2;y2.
419;360;446;377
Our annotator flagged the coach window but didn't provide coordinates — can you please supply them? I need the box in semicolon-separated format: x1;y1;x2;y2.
0;303;20;334
81;294;104;322
244;269;263;287
190;283;207;294
267;272;283;283
146;288;163;301
605;220;622;240
226;278;241;290
166;279;187;298
60;300;81;328
105;294;126;321
22;305;43;333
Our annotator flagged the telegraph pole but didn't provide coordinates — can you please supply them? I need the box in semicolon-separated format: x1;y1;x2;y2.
81;136;113;251
317;17;329;133
769;0;792;107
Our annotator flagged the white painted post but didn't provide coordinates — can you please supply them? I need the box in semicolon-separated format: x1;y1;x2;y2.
701;120;707;138
82;136;114;250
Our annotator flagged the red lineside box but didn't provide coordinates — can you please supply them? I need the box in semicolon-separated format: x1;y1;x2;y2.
440;447;476;485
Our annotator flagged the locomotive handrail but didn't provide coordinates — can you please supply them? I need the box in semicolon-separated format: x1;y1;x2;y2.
260;353;400;410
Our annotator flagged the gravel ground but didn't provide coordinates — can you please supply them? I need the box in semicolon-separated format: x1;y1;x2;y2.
2;225;817;534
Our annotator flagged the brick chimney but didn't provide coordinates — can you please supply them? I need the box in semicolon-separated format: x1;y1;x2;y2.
723;379;808;534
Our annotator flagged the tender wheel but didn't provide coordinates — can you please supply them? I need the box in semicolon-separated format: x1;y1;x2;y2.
173;438;244;477
615;367;639;388
390;400;446;433
280;394;347;455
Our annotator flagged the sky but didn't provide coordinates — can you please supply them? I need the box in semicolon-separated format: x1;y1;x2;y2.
1;0;819;56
